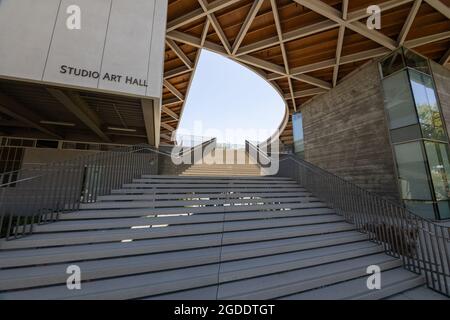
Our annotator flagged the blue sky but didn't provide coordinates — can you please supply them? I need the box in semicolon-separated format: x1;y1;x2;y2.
176;50;286;145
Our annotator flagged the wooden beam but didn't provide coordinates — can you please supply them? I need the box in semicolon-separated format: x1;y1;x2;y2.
167;0;241;32
160;133;173;141
347;0;415;22
165;39;194;69
440;48;450;65
268;48;388;80
198;0;232;54
47;88;110;142
271;0;290;77
168;29;292;78
346;21;397;50
167;30;227;55
232;0;264;55
164;65;191;79
236;20;337;56
287;59;337;78
206;14;231;54
424;0;450;19
398;0;422;46
163;79;184;101
284;88;328;99
292;0;397;50
404;31;450;47
170;20;212;136
162;106;179;120
161;122;175;132
0;91;63;139
235;54;286;75
162;97;183;107
342;0;349;20
291;74;332;90
333;25;346;87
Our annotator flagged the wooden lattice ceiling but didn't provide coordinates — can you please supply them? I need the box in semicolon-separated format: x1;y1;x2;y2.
162;0;450;145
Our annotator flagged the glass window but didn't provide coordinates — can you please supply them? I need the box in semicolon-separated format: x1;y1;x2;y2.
409;70;446;141
404;49;430;75
425;141;450;201
437;201;450;220
381;49;405;78
292;112;304;157
390;124;422;143
394;142;432;200
383;71;418;129
404;200;436;220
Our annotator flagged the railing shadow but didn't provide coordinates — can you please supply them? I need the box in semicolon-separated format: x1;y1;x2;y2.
246;140;450;297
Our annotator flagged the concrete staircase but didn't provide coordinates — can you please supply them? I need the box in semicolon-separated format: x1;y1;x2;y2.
181;148;262;176
0;174;446;300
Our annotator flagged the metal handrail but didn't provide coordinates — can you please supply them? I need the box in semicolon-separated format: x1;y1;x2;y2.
0;139;216;240
246;140;450;297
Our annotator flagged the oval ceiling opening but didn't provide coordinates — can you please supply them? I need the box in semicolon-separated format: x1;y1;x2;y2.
176;49;286;145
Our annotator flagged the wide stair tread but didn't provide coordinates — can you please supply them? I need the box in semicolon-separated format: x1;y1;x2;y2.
0;173;444;300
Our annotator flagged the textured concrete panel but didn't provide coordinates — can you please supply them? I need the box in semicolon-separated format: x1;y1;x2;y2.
0;1;167;100
43;0;111;88
98;0;156;96
301;62;399;201
146;0;167;99
0;0;60;80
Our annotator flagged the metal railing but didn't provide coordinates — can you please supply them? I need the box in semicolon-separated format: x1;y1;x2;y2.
174;135;215;148
0;144;163;240
246;140;450;297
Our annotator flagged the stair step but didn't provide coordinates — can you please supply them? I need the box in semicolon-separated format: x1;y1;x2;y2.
133;177;296;186
144;286;218;300
122;183;298;189
80;198;325;215
281;268;425;300
98;191;312;201
0;230;365;269
0;217;350;250
63;202;327;219
79;196;319;210
0;247;221;291
31;208;336;233
219;242;383;283
221;222;356;245
0;264;221;300
141;175;292;180
132;179;295;184
216;254;402;299
387;286;450;300
111;187;307;194
0;237;373;291
0;242;384;297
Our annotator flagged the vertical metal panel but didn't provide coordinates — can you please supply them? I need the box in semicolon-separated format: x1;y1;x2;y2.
43;0;111;88
0;0;61;80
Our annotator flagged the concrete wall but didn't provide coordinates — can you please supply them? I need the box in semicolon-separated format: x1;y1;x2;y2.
301;61;400;201
21;148;98;169
0;0;167;99
431;62;450;137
